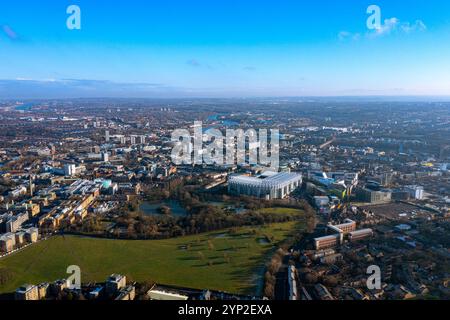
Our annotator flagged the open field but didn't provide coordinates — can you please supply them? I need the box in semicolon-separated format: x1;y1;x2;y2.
256;207;305;216
0;222;302;295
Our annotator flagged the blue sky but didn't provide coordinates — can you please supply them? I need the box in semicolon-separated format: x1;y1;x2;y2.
1;0;450;98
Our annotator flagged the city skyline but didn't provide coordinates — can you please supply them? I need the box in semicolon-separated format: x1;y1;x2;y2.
1;0;450;98
0;0;449;307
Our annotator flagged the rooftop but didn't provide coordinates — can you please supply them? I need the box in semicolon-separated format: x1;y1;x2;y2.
229;171;302;188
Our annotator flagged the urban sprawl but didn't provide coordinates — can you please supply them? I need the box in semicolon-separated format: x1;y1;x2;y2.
0;99;448;301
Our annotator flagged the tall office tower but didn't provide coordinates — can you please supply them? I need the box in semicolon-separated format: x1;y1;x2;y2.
105;130;110;142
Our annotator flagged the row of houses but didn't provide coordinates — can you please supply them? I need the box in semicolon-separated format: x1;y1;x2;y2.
0;227;39;253
38;180;101;231
15;274;136;301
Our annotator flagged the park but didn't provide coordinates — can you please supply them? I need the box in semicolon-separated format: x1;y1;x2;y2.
0;220;305;295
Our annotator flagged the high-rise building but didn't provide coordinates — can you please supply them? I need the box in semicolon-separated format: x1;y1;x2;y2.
102;152;109;162
64;164;76;177
405;185;424;200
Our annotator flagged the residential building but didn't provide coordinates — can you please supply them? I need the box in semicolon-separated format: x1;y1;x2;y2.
0;233;16;253
106;274;127;295
15;285;39;301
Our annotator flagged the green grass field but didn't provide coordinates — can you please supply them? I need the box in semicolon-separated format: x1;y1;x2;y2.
256;207;305;216
0;221;301;295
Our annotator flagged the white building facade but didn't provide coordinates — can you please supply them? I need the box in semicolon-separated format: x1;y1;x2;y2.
228;171;302;200
405;185;424;200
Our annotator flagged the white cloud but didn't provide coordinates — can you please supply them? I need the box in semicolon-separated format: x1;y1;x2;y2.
401;20;427;33
371;18;427;37
338;31;361;41
339;17;427;41
374;17;400;36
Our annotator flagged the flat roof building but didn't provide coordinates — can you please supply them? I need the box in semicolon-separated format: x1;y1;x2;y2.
357;187;392;204
314;219;359;250
147;289;189;301
331;219;357;234
314;234;341;250
349;229;374;242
